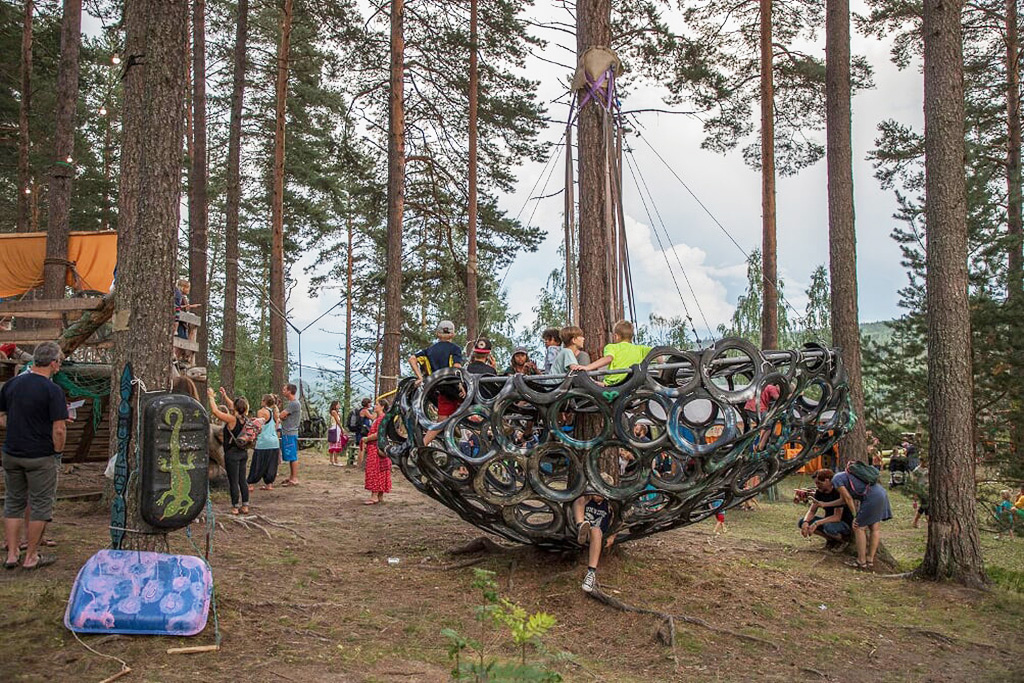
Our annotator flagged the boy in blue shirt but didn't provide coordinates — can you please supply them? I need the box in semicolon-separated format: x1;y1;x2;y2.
408;320;464;445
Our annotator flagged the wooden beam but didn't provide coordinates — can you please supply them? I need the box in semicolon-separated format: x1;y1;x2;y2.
0;297;104;315
0;330;60;344
176;311;201;326
172;337;199;352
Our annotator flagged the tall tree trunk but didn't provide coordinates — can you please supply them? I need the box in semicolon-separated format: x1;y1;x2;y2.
269;0;293;392
920;0;987;587
1005;0;1023;460
380;0;406;396
465;0;480;343
17;0;33;232
111;0;189;552
345;218;354;415
759;0;778;349
43;0;82;301
220;0;248;395
576;0;612;353
188;0;209;376
825;0;867;465
374;301;383;398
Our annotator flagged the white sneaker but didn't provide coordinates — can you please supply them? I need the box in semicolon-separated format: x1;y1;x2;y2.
577;521;591;545
581;569;596;593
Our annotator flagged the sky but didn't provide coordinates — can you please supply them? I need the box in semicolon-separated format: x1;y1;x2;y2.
85;2;925;394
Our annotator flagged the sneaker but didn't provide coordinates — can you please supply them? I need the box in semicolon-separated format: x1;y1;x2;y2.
581;569;596;593
831;540;850;555
577;521;592;545
824;539;839;551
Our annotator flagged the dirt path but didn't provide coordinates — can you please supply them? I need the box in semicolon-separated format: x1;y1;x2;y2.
3;450;1023;682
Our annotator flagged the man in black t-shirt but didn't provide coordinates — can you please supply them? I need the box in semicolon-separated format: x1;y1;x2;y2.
1;342;69;570
798;468;853;549
465;338;500;400
408;320;464;446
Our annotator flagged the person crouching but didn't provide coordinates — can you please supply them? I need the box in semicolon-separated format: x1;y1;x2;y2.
798;468;853;551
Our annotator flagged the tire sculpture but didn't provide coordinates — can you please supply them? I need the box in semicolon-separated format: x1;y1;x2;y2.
382;338;853;551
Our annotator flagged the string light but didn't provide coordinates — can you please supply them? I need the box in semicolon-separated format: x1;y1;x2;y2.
66;155;73;164
99;105;107;116
24;187;31;195
111;53;121;65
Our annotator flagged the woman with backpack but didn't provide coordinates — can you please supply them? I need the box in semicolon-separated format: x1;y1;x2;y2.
832;461;892;571
208;387;256;515
248;394;281;490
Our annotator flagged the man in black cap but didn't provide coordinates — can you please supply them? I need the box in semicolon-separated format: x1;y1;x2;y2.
466;338;499;400
503;347;539;377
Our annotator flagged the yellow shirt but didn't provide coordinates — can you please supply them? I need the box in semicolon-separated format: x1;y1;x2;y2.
602;341;651;385
1015;494;1024;509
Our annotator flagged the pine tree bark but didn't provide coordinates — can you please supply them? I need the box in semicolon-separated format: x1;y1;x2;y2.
17;0;33;233
111;0;189;552
219;0;248;396
1005;0;1023;459
577;0;612;353
759;0;778;350
920;0;987;587
269;0;294;392
188;0;209;377
43;0;82;301
465;0;480;344
345;218;354;415
380;0;406;396
825;0;866;465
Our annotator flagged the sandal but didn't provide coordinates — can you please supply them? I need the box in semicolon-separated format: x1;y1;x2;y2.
22;553;57;570
239;505;250;514
4;559;19;570
230;507;240;515
845;559;869;571
362;499;379;505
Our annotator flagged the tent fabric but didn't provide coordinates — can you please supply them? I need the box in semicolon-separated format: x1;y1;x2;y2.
571;46;624;92
0;230;116;298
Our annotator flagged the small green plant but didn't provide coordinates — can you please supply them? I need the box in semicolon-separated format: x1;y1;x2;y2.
441;569;561;681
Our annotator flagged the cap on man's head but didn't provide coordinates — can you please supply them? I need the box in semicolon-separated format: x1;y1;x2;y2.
436;320;456;335
474;338;492;354
512;347;529;356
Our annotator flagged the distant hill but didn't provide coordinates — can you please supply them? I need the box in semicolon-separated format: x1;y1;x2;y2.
860;320;895;346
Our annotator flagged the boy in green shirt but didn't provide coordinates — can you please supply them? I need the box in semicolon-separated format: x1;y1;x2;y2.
571;320;650;385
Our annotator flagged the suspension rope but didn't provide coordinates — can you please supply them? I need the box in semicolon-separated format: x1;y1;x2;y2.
621;151;703;346
623;143;716;343
629;121;815;335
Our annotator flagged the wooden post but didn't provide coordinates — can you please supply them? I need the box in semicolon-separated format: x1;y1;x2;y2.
43;0;82;302
17;0;33;233
220;0;248;395
380;0;406;395
188;0;209;384
269;0;294;392
465;0;480;344
759;0;778;350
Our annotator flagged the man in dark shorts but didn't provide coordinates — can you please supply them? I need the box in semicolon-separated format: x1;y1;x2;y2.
798;468;853;551
1;342;68;570
408;320;463;446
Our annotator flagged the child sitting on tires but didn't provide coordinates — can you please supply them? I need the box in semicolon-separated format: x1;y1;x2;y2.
574;472;618;593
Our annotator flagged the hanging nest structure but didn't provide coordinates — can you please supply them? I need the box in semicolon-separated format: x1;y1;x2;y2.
381;338;852;550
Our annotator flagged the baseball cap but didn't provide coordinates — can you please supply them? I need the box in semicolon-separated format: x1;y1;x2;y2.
436;320;456;334
512;347;529;356
474;338;492;354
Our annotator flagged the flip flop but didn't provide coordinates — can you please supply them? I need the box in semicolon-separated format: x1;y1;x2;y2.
22;553;56;570
362;499;379;505
4;559;19;570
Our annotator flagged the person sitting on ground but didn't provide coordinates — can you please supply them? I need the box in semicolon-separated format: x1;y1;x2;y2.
798;468;853;551
279;384;301;486
409;320;464;446
360;399;391;505
996;489;1017;539
1014;484;1024;511
541;328;562;374
247;394;280;491
832;462;892;570
570;320;651;385
551;325;585;376
503;347;539;376
574;472;617;593
208;387;253;515
1;342;69;570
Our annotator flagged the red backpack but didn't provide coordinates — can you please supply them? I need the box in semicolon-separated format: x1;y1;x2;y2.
230;417;265;449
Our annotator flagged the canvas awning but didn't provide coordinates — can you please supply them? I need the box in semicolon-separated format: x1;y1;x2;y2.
0;230;116;298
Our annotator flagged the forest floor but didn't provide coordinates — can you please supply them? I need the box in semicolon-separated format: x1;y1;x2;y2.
3;449;1023;682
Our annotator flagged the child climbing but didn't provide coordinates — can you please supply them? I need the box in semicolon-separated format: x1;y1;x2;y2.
571;320;651;385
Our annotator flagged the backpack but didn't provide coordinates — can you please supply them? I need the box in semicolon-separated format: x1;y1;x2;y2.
229;417;264;450
846;461;880;487
347;409;361;431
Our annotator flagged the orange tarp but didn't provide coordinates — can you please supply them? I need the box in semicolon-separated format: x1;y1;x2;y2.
0;231;116;298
